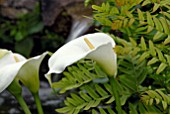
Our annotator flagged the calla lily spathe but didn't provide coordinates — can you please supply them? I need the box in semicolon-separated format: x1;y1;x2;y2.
0;49;47;93
46;33;117;84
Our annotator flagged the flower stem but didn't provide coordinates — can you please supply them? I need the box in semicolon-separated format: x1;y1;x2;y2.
7;78;32;114
33;92;44;114
15;95;32;114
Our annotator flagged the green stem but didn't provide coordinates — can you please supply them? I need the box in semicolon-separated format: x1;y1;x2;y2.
7;78;32;114
110;77;123;114
15;95;32;114
32;92;44;114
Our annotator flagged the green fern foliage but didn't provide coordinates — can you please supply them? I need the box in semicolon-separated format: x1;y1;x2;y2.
56;84;111;114
92;0;170;113
114;34;170;82
56;78;131;114
50;0;170;113
93;0;170;41
92;107;117;114
51;60;109;93
141;89;170;111
129;102;163;114
118;54;147;92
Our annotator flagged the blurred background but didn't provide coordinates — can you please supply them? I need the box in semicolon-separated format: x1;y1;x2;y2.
0;0;99;57
0;0;102;113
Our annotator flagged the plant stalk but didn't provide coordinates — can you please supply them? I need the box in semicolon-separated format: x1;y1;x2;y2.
33;92;44;114
15;95;32;114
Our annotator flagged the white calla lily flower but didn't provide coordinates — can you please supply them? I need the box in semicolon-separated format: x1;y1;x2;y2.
17;52;47;93
46;33;117;83
0;50;17;68
0;49;47;93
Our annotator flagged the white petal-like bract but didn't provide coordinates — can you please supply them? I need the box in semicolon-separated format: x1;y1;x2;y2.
0;49;47;93
46;33;117;83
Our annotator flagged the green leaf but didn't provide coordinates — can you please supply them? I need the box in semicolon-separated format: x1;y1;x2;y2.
123;18;129;27
84;100;96;110
15;31;24;41
148;90;162;100
110;77;123;114
147;12;154;27
119;76;137;91
160;0;170;5
156;63;167;74
149;40;156;56
164;35;170;45
70;93;85;104
138;103;147;113
92;5;103;12
152;3;160;13
56;107;72;113
153;31;165;41
99;108;107;114
159;17;170;34
147;57;159;65
63;72;76;82
128;18;135;26
144;104;162;113
94;64;107;77
95;84;108;97
132;47;140;56
85;85;100;99
162;101;168;110
28;22;44;34
149;98;154;105
156;89;168;102
138;52;150;62
80;91;92;102
84;0;93;7
92;109;98;114
155;48;166;62
120;94;131;105
142;0;151;6
129;37;137;47
153;17;163;32
15;38;33;57
92;100;101;107
165;54;170;66
135;26;148;33
67;97;79;106
107;107;116;114
76;103;87;109
104;83;113;95
147;26;154;33
110;7;119;14
73;109;80;114
163;12;170;20
137;9;144;21
129;103;138;114
106;96;115;104
140;37;147;51
155;98;160;104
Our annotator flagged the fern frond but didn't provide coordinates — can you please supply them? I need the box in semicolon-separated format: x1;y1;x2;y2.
117;50;147;92
141;89;170;110
129;102;163;114
92;107;117;114
56;79;131;114
138;38;170;75
51;60;108;93
53;0;170;113
56;84;112;114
